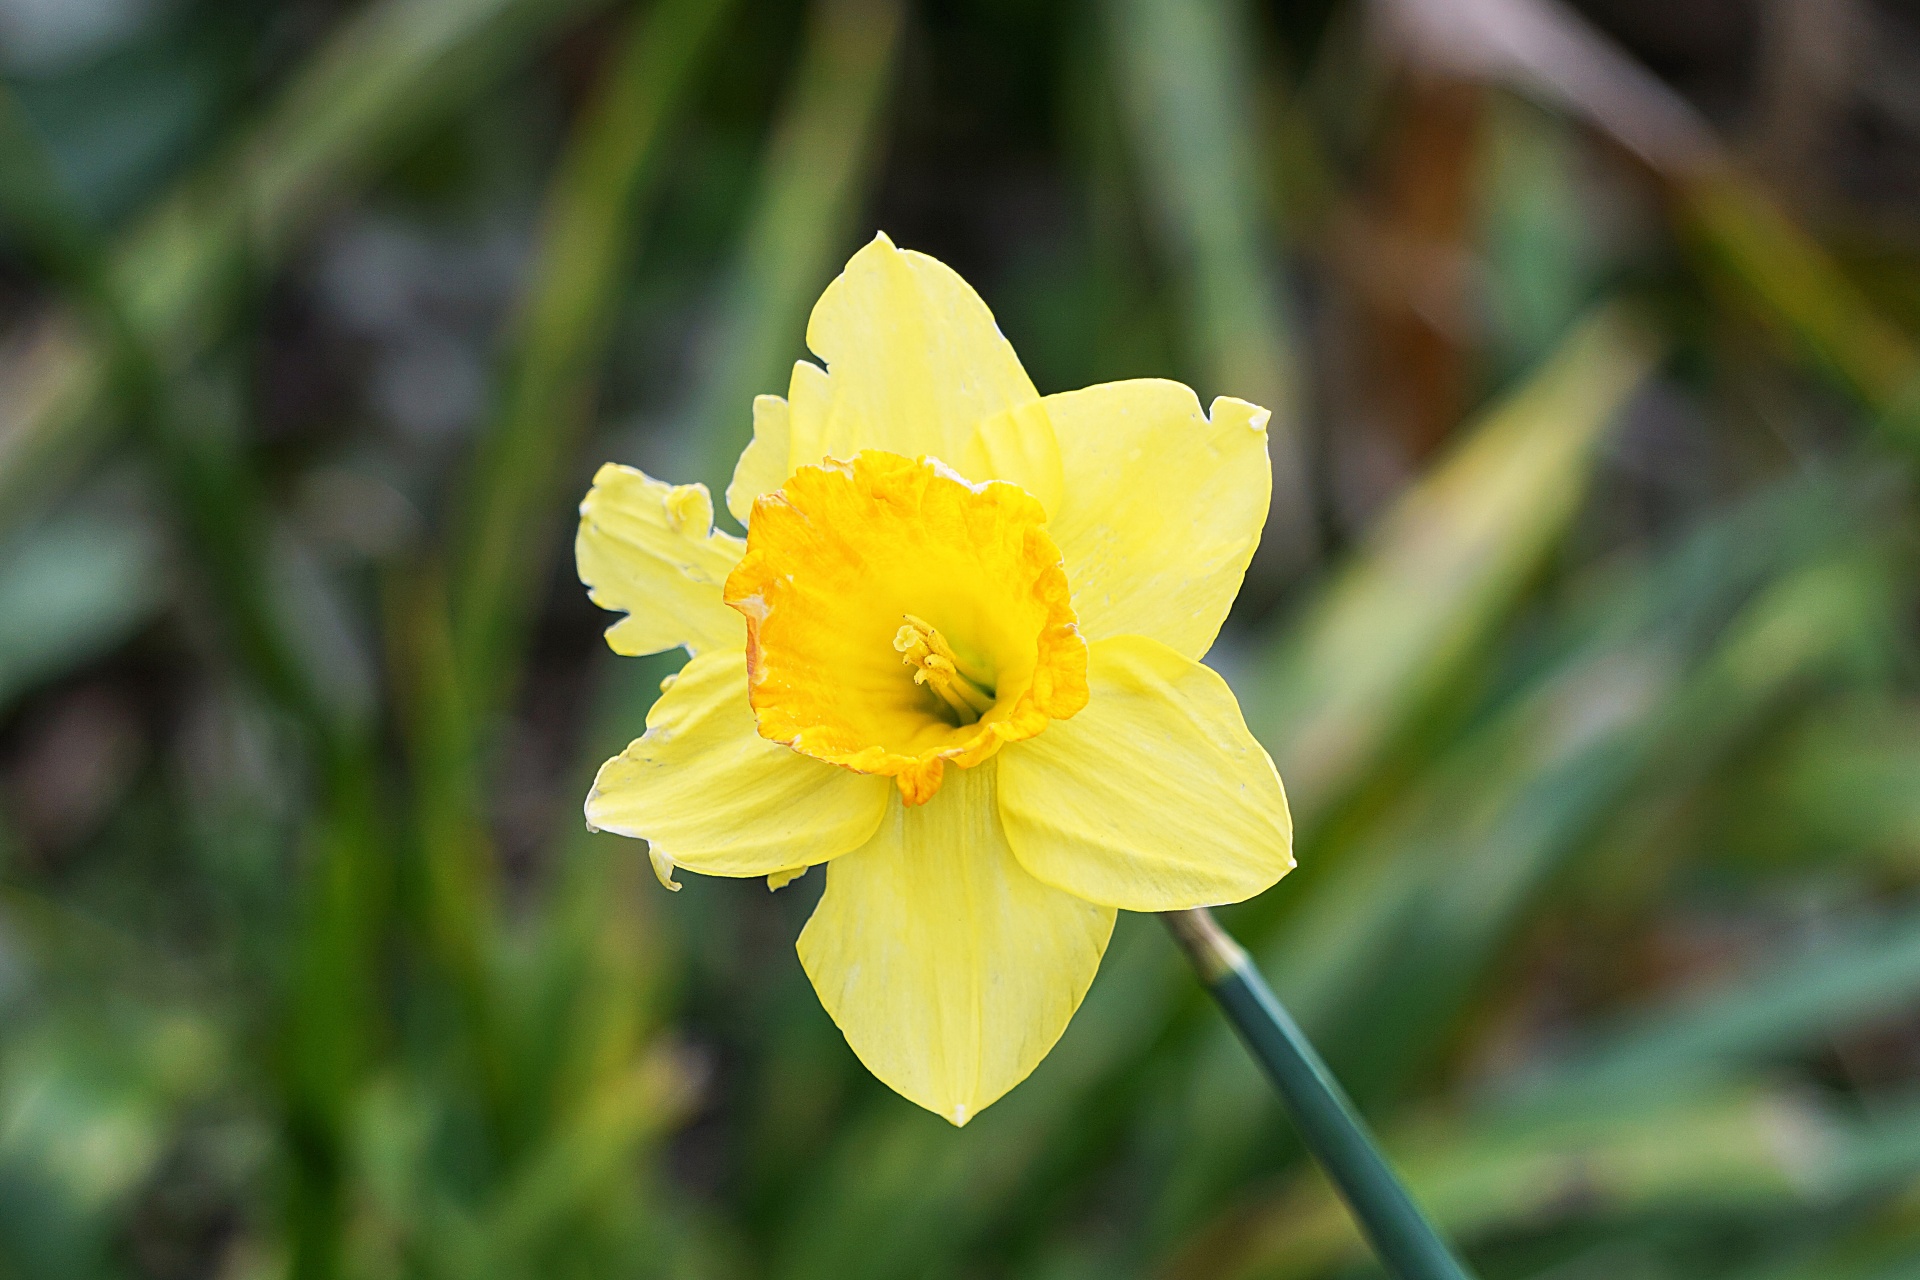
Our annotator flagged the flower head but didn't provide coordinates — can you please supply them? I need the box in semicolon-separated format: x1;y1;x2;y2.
578;233;1293;1125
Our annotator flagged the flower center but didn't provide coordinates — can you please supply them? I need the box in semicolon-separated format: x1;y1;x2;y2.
724;451;1089;804
894;614;996;723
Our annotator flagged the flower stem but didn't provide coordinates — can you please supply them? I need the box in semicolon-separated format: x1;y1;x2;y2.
1163;908;1477;1280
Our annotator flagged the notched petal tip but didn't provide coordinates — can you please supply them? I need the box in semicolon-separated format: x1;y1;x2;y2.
804;233;1039;468
582;782;611;838
649;846;682;891
577;463;745;658
1041;381;1273;659
1208;394;1272;436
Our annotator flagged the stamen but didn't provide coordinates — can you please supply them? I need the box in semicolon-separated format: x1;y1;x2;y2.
894;615;995;723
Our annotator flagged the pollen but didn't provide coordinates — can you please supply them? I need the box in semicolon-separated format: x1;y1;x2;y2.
722;450;1089;803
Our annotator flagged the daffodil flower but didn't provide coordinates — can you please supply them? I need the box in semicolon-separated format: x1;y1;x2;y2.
578;234;1293;1125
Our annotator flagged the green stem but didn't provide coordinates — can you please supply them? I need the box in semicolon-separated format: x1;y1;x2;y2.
1164;909;1476;1280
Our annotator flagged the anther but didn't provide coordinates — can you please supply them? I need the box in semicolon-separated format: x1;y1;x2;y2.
894;615;995;722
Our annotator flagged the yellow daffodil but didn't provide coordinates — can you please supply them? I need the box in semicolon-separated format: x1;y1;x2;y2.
577;234;1293;1125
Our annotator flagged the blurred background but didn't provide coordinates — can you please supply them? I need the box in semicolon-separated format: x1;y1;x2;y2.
0;0;1918;1276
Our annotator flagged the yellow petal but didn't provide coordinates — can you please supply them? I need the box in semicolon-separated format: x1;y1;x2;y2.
798;760;1115;1125
1044;380;1271;658
726;395;790;527
725;361;833;525
587;649;889;879
577;463;745;657
786;357;832;468
808;233;1043;468
998;635;1293;911
962;399;1065;516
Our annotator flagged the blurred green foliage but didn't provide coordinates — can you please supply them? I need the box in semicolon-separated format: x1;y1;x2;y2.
0;0;1918;1277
